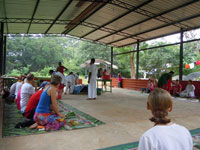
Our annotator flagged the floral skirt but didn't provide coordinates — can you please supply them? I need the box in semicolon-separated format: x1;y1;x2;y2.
34;112;66;131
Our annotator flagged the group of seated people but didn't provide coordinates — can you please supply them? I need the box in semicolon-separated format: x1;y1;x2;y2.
9;73;66;131
141;79;157;93
142;79;196;98
172;79;195;98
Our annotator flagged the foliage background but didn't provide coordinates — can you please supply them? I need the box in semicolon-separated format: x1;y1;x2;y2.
6;35;200;79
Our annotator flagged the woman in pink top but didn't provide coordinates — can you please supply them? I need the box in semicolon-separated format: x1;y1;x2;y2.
118;72;122;88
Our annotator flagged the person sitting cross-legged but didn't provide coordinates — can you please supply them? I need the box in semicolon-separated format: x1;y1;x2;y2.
172;79;182;97
180;80;195;98
142;79;154;93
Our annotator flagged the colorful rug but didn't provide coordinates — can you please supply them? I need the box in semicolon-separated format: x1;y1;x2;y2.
2;101;105;137
99;128;200;150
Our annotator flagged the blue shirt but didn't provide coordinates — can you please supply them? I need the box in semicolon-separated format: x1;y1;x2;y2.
35;87;51;113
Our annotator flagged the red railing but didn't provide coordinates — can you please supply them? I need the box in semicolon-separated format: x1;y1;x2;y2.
111;78;200;98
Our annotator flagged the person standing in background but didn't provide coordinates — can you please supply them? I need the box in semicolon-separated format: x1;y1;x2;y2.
88;58;97;100
56;62;68;74
158;71;174;93
118;72;122;88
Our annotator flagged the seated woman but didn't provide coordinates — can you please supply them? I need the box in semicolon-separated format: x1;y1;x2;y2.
180;80;195;98
172;79;182;97
142;79;154;93
20;74;36;114
33;75;65;131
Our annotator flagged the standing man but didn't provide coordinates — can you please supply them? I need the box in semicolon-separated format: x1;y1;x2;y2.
158;71;174;93
56;62;68;74
88;58;97;100
65;72;75;94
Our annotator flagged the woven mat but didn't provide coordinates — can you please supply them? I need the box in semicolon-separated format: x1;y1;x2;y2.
2;101;105;137
99;128;200;150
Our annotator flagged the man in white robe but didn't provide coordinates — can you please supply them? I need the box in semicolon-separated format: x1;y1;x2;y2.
64;72;75;94
88;58;97;100
180;80;195;98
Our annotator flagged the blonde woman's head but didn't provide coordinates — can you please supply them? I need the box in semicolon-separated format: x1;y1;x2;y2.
50;75;62;86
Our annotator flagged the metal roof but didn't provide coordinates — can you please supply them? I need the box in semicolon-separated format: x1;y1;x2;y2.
1;0;200;47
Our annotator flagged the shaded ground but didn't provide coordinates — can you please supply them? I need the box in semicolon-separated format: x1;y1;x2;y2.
0;88;200;150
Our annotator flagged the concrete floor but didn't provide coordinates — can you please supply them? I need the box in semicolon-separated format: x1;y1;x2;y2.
0;88;200;150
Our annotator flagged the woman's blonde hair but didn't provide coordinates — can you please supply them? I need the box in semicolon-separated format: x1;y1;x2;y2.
148;88;172;125
50;75;62;86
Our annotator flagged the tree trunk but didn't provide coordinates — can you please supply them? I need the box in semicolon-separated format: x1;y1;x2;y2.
130;45;136;79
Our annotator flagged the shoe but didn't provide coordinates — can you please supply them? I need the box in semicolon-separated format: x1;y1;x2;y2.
15;122;22;128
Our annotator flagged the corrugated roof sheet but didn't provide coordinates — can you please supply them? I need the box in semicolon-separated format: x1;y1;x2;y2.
0;0;200;47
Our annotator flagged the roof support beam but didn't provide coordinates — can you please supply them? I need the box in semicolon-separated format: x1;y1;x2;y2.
136;40;140;79
45;0;73;34
27;0;40;34
119;31;181;48
95;0;199;42
76;1;86;7
179;29;183;81
114;37;200;56
80;0;153;38
108;13;200;45
62;0;111;34
3;0;9;33
111;46;113;77
1;18;143;40
3;36;6;74
0;22;4;75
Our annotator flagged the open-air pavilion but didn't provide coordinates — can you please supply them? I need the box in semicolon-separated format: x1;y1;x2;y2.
0;0;200;149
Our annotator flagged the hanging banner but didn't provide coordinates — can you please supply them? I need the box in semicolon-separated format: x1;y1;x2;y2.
185;64;190;69
196;60;200;65
189;63;194;69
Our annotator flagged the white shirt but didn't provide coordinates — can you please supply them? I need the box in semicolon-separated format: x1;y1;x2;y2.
185;84;195;96
65;74;75;84
138;123;193;150
20;82;35;113
10;83;16;95
89;64;97;81
15;82;22;99
53;72;66;84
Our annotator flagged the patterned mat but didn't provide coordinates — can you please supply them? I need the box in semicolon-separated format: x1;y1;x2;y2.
99;128;200;150
2;101;105;137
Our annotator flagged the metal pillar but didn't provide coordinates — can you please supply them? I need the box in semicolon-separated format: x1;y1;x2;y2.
136;40;140;79
0;22;4;75
111;46;113;77
3;36;6;74
179;29;183;81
